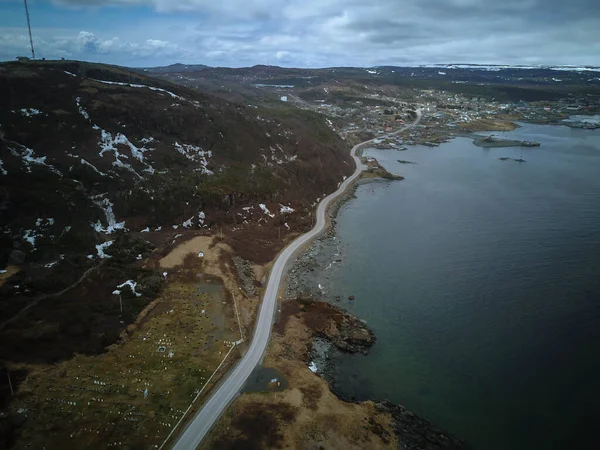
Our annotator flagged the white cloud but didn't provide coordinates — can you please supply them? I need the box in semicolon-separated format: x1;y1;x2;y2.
2;0;599;67
0;28;187;65
276;51;291;60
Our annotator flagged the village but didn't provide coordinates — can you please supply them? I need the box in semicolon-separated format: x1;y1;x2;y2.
274;85;600;146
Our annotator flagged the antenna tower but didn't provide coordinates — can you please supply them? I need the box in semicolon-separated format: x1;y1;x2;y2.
24;0;35;59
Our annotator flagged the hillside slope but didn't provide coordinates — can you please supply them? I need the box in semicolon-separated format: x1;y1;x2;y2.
0;60;352;411
0;60;352;264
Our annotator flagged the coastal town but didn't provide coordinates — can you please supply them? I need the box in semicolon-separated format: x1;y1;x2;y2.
269;85;600;147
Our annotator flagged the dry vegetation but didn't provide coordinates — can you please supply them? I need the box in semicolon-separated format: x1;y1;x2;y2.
3;234;256;449
200;300;398;450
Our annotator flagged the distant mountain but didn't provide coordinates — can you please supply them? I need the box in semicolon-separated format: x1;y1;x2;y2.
146;62;600;86
421;64;600;72
139;63;211;73
143;62;600;104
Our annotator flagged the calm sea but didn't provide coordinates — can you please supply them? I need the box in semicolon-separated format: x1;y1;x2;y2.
318;123;600;450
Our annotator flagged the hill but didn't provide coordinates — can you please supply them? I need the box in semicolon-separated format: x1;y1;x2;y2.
151;63;600;103
138;62;211;74
0;60;352;403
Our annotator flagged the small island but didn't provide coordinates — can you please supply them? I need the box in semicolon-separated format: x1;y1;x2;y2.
473;135;540;148
562;115;600;129
498;157;526;163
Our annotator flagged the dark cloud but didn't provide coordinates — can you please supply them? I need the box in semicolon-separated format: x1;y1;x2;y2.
2;0;598;66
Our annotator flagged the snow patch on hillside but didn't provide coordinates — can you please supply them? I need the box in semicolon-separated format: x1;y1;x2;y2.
97;129;155;176
90;78;185;100
116;279;142;297
174;142;213;174
259;204;275;218
44;255;64;268
267;145;297;165
36;218;54;227
98;130;140;177
425;64;600;73
91;196;126;234
81;158;107;176
17;108;42;117
76;97;90;120
96;241;114;258
9;145;62;176
0;160;6;176
22;229;42;249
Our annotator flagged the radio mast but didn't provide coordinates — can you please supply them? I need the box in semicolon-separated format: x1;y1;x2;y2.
24;0;35;59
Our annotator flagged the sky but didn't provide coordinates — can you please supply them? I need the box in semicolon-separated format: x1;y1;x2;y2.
0;0;599;68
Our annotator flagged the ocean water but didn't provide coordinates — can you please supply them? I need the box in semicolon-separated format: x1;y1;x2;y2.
319;123;600;450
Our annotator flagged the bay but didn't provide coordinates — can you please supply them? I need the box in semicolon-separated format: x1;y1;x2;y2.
318;123;600;450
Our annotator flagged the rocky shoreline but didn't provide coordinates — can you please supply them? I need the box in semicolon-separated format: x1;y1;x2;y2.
302;299;376;354
375;401;467;450
284;190;467;449
287;293;467;449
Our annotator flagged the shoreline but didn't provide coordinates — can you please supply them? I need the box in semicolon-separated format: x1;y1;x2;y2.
198;114;597;449
179;109;467;449
282;187;468;449
281;157;468;448
172;114;425;449
280;118;597;450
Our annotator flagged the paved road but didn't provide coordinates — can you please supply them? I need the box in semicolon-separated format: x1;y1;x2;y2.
171;110;422;450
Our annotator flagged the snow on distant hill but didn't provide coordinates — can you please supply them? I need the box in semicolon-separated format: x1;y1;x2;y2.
421;64;600;73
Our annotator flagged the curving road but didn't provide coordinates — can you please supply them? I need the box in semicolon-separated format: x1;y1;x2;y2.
171;109;422;450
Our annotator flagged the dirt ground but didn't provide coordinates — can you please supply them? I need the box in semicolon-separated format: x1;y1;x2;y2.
200;300;398;450
0;266;19;288
156;235;260;340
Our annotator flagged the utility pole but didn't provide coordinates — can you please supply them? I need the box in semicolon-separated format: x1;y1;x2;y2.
119;294;123;313
23;0;35;59
6;370;14;396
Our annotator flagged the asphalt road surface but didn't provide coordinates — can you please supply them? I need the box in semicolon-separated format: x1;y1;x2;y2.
171;110;422;450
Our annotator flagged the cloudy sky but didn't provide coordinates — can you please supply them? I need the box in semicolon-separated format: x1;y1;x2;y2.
1;0;599;68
